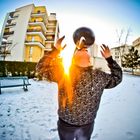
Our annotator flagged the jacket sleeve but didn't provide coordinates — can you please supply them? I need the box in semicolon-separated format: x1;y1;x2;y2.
103;56;123;89
36;48;64;82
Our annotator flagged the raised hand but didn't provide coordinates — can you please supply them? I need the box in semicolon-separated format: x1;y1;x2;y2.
55;36;66;51
100;44;111;58
76;37;86;49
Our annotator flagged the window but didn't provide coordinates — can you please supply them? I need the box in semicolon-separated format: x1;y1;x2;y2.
115;56;119;59
29;47;33;55
32;37;35;42
37;10;41;14
29;57;32;62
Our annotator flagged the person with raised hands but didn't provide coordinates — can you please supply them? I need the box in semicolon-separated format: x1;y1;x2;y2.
36;32;122;140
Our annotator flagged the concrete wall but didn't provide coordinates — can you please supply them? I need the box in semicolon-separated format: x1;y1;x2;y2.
5;4;34;61
92;57;110;72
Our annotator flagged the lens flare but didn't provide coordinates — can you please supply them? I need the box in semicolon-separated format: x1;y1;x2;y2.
60;46;75;74
60;46;75;108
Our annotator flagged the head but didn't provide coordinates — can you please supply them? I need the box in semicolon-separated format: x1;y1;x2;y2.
72;26;95;67
73;48;91;67
73;27;95;47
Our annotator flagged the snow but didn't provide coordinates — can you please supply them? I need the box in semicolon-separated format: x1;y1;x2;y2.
0;73;140;140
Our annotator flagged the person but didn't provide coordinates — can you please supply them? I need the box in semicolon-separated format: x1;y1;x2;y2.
36;35;122;140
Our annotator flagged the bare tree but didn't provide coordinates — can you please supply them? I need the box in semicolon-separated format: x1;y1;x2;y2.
124;27;131;45
0;41;18;61
116;29;124;46
115;27;132;66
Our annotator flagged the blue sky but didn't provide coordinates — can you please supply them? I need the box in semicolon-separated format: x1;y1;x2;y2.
0;0;140;47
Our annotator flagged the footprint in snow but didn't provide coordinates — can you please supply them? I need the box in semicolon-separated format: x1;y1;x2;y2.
0;113;3;117
1;131;6;137
7;114;11;116
16;108;20;113
7;106;11;113
126;131;135;139
25;130;31;139
7;124;15;136
50;128;57;132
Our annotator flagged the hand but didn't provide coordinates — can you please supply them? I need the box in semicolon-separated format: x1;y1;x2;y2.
100;44;111;58
76;37;86;49
55;36;66;51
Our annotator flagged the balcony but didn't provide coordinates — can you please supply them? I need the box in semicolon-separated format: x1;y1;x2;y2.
3;31;14;36
46;31;55;35
9;11;17;18
5;23;16;28
25;40;45;49
48;20;57;25
5;11;18;26
0;41;12;47
26;29;46;40
44;47;52;51
46;34;55;39
31;12;46;15
31;12;48;24
47;28;56;34
7;15;18;22
0;47;11;55
45;39;54;43
28;21;47;33
47;24;56;29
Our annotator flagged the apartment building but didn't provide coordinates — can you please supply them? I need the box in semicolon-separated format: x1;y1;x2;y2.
133;37;140;55
0;4;59;62
111;45;132;66
88;44;110;72
111;37;140;67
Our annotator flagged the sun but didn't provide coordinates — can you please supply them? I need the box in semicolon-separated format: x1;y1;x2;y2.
60;46;75;74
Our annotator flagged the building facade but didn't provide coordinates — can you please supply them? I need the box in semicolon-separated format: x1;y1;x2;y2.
133;37;140;55
111;37;140;67
111;45;132;66
89;44;110;72
0;4;59;62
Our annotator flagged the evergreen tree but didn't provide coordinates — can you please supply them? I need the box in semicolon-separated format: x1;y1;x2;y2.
122;47;140;74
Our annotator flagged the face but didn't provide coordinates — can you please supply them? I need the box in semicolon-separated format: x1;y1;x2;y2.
73;48;91;67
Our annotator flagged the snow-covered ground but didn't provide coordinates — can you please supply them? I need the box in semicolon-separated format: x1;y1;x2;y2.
0;73;140;140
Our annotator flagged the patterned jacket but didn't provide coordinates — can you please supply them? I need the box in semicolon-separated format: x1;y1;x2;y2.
36;48;122;126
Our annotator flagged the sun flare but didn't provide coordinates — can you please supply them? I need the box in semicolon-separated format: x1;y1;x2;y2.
60;46;75;74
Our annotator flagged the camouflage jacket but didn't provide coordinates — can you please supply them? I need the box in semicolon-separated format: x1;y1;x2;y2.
36;48;122;126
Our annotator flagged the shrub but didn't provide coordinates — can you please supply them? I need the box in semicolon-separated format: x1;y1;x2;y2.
0;61;37;78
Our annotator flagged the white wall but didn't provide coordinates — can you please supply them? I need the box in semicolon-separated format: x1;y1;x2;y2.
5;4;34;61
92;57;110;72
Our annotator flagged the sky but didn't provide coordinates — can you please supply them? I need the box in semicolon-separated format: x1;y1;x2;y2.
0;0;140;48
